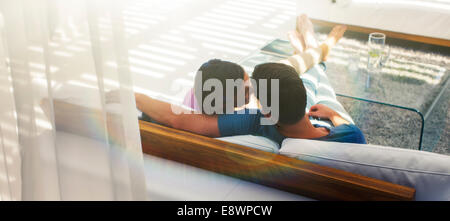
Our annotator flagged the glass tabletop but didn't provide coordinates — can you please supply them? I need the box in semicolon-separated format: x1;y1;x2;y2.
319;28;450;152
320;37;449;115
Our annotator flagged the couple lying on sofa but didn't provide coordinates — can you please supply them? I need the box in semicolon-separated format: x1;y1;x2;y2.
135;15;366;146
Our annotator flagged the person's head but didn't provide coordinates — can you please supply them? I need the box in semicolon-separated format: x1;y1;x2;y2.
252;63;307;125
194;59;250;115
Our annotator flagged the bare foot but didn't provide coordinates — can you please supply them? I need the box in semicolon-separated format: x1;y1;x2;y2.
288;30;305;54
325;25;347;47
322;25;347;61
297;14;319;49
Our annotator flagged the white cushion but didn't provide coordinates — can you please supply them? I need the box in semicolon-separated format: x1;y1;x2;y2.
280;139;450;201
217;135;280;153
143;154;311;201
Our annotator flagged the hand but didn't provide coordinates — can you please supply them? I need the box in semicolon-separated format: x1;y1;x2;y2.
134;93;147;111
105;90;121;104
308;104;337;120
308;104;350;126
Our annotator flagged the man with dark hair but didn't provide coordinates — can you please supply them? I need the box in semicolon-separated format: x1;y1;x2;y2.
252;63;307;125
216;62;366;146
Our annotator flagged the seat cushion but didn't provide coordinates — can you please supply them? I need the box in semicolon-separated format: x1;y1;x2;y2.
280;139;450;201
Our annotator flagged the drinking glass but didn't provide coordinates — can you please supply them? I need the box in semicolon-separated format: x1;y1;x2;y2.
367;32;386;74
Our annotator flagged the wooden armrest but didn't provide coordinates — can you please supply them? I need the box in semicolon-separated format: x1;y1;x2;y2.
139;120;416;201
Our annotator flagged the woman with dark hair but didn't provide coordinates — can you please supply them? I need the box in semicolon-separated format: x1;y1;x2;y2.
182;59;251;114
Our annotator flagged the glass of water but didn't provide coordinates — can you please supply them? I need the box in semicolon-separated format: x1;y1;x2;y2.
367;32;386;74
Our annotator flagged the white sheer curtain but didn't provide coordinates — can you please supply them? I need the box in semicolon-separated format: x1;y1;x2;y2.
0;0;146;200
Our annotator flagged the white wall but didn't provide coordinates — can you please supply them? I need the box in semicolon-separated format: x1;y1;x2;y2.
297;0;450;40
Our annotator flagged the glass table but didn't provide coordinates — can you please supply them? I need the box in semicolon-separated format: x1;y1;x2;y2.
238;29;450;151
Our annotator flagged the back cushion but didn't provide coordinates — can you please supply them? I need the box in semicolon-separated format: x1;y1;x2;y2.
217;135;280;153
280;139;450;201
